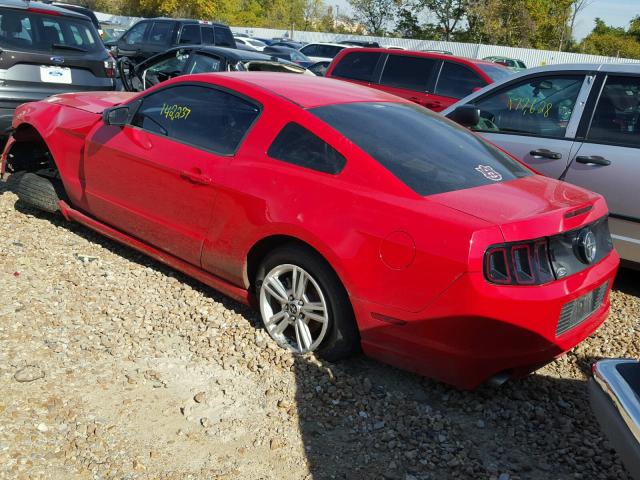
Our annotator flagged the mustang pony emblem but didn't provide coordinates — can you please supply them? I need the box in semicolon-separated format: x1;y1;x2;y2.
475;164;503;181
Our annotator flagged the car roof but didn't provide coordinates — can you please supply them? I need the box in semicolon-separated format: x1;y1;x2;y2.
0;0;92;19
303;42;349;48
207;72;406;108
341;47;498;66
145;17;228;27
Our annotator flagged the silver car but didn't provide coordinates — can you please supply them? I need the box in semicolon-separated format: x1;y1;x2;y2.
443;63;640;264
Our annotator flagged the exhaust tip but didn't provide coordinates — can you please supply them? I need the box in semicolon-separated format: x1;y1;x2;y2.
487;370;512;387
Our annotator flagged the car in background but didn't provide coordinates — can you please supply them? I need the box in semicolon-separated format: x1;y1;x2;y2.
339;40;379;48
307;60;331;76
484;55;527;72
299;42;351;63
2;73;618;389
106;18;236;63
49;2;103;38
0;0;115;139
325;48;511;111
263;45;313;68
590;359;640;480
234;36;266;51
117;46;311;91
252;37;275;46
269;40;304;50
102;25;126;42
442;63;640;264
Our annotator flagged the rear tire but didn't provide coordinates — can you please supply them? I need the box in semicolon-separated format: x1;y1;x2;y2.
14;172;63;213
255;243;360;362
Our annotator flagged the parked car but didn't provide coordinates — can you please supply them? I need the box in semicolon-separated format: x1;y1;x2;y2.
307;60;331;76
325;48;511;111
2;73;618;389
49;2;103;38
590;359;640;480
117;46;311;91
299;42;351;63
253;37;275;46
442;63;640;264
106;18;236;63
102;25;126;42
263;46;313;68
269;40;304;50
484;55;527;72
339;40;380;48
0;0;115;139
234;36;267;51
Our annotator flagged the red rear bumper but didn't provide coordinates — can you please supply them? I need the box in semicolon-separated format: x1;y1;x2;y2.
353;250;619;389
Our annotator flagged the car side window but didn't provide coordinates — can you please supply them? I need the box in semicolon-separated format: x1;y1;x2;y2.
469;75;585;138
179;24;200;44
187;53;222;74
380;55;437;92
213;26;234;47
148;22;172;45
123;21;148;45
131;85;260;155
331;52;382;82
268;122;346;174
436;62;486;99
301;44;318;56
201;26;213;44
587;75;640;148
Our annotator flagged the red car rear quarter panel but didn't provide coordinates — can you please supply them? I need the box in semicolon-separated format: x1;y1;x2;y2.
198;94;493;316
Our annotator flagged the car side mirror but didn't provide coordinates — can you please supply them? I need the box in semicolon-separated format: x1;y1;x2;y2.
103;106;129;126
448;105;480;128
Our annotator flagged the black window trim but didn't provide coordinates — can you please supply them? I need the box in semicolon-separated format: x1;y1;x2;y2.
579;71;640;149
266;121;347;175
434;60;486;99
125;81;263;157
459;71;592;141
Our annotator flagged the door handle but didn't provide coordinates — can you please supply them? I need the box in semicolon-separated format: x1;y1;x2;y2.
529;149;562;160
575;155;611;166
180;169;213;185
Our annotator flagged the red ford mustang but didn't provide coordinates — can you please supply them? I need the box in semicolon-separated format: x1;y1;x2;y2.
1;73;619;389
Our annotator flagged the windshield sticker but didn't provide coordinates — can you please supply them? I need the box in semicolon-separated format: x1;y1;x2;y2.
160;103;192;121
475;165;503;181
508;97;552;117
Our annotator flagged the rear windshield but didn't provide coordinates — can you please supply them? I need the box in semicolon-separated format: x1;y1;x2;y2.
311;102;531;196
476;63;512;82
0;9;102;52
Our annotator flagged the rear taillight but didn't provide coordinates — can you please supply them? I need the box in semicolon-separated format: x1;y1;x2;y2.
104;53;116;78
484;239;555;285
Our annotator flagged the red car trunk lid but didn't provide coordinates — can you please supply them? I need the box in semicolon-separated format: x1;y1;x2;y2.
429;175;608;242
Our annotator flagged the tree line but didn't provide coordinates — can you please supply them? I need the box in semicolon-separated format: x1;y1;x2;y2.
88;0;640;58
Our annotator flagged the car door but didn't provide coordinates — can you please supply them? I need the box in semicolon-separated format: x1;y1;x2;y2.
83;83;261;266
116;20;150;60
431;61;489;111
464;73;592;178
377;54;439;108
140;20;174;59
563;73;640;262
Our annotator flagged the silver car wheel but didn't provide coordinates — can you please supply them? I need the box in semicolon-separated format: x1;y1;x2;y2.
259;263;329;353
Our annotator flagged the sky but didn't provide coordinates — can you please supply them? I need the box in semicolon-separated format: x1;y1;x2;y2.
331;0;638;41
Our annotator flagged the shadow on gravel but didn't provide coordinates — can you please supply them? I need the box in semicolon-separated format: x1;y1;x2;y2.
614;266;640;297
293;354;631;480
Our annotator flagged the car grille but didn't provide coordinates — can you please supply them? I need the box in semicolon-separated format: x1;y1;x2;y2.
556;282;609;337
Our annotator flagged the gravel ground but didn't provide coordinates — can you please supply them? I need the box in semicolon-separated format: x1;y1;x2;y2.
1;177;639;480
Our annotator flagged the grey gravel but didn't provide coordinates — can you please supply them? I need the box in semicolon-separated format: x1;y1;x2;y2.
1;178;639;479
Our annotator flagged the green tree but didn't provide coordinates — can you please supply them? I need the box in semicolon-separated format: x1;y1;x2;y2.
348;0;398;35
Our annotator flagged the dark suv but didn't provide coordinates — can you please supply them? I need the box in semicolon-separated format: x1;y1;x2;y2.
108;18;236;63
0;0;115;135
